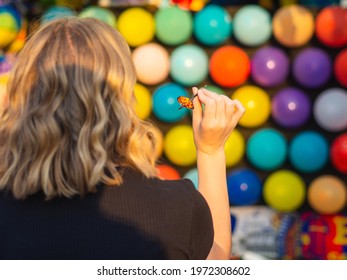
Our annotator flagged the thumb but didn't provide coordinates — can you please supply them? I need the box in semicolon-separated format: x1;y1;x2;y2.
192;87;202;127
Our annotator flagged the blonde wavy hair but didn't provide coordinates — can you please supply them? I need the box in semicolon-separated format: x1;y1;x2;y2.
0;17;158;199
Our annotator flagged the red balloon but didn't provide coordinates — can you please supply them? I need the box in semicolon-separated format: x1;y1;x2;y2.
209;46;250;88
331;133;347;174
156;164;181;180
334;48;347;87
315;6;347;48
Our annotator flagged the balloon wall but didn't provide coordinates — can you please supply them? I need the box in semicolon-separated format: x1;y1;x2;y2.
1;0;347;259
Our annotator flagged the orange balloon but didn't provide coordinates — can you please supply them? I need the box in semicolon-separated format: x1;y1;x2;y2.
316;6;347;48
209;46;250;88
156;164;181;180
308;175;347;215
273;5;314;47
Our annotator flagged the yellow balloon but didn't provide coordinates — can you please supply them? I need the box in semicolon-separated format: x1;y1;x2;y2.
0;31;17;49
231;85;271;128
190;0;209;11
7;19;27;53
117;8;155;47
164;125;197;166
0;73;9;111
152;125;164;160
224;129;245;167
0;14;19;48
0;73;9;84
263;170;306;212
134;83;152;120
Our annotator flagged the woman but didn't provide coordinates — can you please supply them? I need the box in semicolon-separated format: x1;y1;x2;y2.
0;17;245;259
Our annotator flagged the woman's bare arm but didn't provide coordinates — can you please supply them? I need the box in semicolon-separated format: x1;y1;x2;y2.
192;87;245;260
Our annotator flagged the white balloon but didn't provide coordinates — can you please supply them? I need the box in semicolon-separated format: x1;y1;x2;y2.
313;88;347;132
132;43;170;85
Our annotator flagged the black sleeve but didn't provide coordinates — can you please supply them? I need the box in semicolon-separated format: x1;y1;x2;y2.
182;179;214;260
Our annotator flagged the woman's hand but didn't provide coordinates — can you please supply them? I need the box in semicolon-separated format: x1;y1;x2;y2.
192;87;245;155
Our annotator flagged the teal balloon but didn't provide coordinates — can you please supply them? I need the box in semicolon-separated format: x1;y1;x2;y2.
193;4;232;46
247;128;287;171
79;6;116;27
233;5;272;46
289;131;329;173
152;83;189;123
155;6;192;46
41;6;75;24
170;44;209;86
184;168;198;190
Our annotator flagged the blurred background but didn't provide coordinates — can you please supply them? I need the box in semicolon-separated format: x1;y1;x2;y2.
0;0;347;260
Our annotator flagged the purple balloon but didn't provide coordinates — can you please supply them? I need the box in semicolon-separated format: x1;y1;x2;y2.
251;46;289;87
272;87;311;128
292;48;332;88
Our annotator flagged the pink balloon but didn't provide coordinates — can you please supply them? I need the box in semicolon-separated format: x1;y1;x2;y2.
132;43;170;85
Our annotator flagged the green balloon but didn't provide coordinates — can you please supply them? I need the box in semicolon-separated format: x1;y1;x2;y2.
205;85;226;95
79;6;116;28
155;6;192;46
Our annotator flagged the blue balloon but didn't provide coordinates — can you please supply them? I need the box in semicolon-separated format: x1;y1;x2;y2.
183;168;198;189
233;5;272;46
152;83;189;123
227;169;262;206
247;128;287;171
193;4;232;46
170;44;209;86
289;131;329;173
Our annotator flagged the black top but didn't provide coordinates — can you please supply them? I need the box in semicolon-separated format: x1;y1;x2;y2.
0;167;213;260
